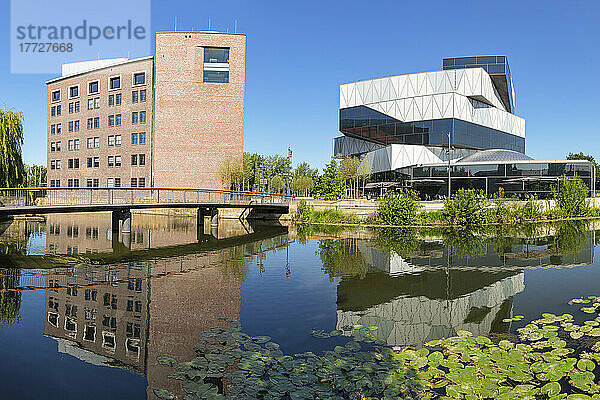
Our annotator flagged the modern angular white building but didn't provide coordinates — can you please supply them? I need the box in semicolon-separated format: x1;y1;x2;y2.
335;56;594;198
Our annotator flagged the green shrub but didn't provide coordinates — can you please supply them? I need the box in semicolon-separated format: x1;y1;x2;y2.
376;190;421;226
419;210;444;225
554;175;589;218
442;188;489;227
518;195;544;222
310;208;358;224
295;199;313;222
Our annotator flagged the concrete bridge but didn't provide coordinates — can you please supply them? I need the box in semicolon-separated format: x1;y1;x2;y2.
0;187;290;236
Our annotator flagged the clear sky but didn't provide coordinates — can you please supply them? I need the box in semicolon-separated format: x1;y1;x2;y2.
1;0;599;169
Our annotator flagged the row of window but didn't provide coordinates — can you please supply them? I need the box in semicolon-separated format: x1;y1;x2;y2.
50;72;146;102
49;177;146;188
50;154;146;170
51;113;146;134
52;134;145;152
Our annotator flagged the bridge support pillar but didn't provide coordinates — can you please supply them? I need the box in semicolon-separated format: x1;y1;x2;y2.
196;207;209;239
111;209;132;234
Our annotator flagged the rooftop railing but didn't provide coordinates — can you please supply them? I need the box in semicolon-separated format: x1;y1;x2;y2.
0;187;291;208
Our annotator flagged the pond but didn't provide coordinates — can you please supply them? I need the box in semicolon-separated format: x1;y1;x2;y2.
0;213;599;399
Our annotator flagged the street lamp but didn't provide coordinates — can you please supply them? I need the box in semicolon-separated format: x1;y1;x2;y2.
447;132;452;199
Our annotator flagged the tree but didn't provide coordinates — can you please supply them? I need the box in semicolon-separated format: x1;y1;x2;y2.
24;164;46;187
567;152;600;188
218;155;243;190
357;158;372;197
317;158;344;200
339;157;360;199
270;175;285;193
292;161;319;197
0;110;26;187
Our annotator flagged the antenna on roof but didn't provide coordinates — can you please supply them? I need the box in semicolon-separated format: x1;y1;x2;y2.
174;16;177;32
208;18;211;31
234;20;238;33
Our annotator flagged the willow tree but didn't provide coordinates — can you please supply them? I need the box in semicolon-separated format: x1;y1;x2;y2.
0;110;26;188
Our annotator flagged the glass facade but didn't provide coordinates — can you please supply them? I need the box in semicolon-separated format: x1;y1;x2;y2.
339;105;525;153
402;161;594;199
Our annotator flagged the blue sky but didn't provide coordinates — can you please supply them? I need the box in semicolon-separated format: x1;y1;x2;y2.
1;0;599;169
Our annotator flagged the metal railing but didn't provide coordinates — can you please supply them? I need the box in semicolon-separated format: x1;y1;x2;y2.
0;187;291;208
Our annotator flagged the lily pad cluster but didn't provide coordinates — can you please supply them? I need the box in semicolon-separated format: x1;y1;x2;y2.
154;318;421;400
393;297;600;399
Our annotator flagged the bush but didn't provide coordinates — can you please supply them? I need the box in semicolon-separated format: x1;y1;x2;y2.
296;199;313;222
442;188;489;227
554;175;589;218
518;196;544;221
376;190;421;226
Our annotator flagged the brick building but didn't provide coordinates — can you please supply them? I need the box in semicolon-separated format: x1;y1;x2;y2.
46;31;245;189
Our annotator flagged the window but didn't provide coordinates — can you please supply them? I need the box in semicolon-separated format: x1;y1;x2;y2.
51;90;60;102
203;47;230;83
115;178;121;187
68;158;79;169
108;135;115;146
74;101;80;112
108;115;115;126
88;99;94;110
68;140;74;151
68;121;73;132
108;94;114;106
51;142;56;152
131;132;138;144
94;117;99;128
108;156;114;167
94;97;100;108
93;178;99;187
133;72;146;85
127;300;133;311
115;156;121;167
115;135;121;146
50;160;56;170
139;154;145;166
88;81;99;94
56;105;61;115
56;124;61;134
69;85;79;98
139;111;146;123
116;93;122;105
56;141;61;151
131;112;138;124
109;76;121;90
94;137;99;148
87;138;93;148
131;154;137;165
51;124;56;134
140;89;146;102
56;160;61;169
51;106;55;116
107;178;114;187
93;157;99;167
132;91;138;103
115;114;121;126
74;139;79;150
74;120;79;132
87;179;93;188
139;132;146;144
87;157;92;168
130;178;137;187
87;118;93;129
69;102;74;113
138;178;145;187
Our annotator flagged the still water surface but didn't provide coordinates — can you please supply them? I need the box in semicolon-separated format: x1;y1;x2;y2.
0;213;599;399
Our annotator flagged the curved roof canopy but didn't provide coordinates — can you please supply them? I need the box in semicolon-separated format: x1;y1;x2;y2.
457;149;533;164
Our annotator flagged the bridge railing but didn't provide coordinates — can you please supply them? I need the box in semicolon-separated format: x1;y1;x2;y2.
0;187;291;208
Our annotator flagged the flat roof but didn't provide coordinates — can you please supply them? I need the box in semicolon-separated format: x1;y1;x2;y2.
156;31;245;36
45;56;154;85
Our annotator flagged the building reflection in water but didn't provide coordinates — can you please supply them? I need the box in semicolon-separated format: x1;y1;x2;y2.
34;212;289;397
329;228;596;348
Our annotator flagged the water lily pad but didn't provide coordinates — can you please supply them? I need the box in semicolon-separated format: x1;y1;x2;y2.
577;359;595;371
